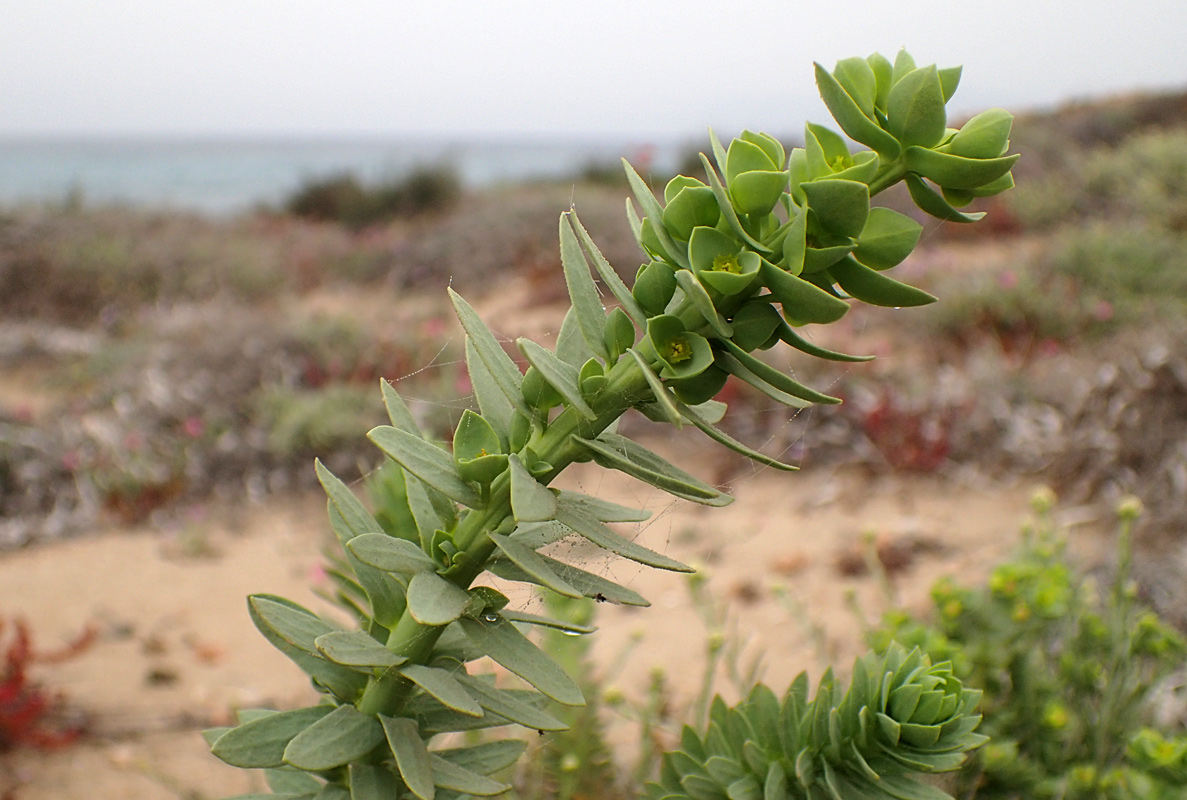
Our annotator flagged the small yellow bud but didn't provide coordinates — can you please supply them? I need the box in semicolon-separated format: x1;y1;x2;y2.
1043;703;1069;729
1030;486;1057;515
711;253;743;274
1117;495;1144;521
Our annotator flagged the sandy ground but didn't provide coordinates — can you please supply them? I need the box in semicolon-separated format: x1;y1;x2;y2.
0;431;1049;799
0;245;1083;797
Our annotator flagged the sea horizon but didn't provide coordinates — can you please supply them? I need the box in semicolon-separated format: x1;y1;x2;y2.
0;132;709;217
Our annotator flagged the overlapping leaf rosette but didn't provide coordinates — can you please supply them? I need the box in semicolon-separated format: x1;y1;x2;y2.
205;50;1012;800
625;48;1018;419
645;645;988;800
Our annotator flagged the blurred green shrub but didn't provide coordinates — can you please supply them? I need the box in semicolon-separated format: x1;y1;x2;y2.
921;133;1187;347
253;383;382;457
285;165;462;229
1011;130;1187;230
869;491;1187;799
922;267;1096;351
1041;222;1187;323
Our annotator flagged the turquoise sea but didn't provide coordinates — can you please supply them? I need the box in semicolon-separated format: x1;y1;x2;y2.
0;136;691;216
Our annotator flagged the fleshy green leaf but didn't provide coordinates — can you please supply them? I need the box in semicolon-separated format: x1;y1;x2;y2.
489;532;582;598
381;716;436;800
458;615;585;705
875;774;954;800
712;348;826;408
801;179;870;239
283;705;384;771
891;49;918;86
806;122;851;174
802;242;856;275
453;410;502;463
509;453;557;522
314;630;407;668
555;490;651;522
675;270;733;338
834;57;878;117
781;212;807;276
407;571;472;626
814;63;901;159
633;259;679;316
517;338;597;420
248;597;366;702
487;550;650;606
401;664;483;717
429;754;510;796
452;410;506;485
448;288;530;417
348;764;401;800
574;432;732;506
348;533;438;574
853;208;923;270
742;130;786;169
730;301;783;352
903;147;1019;190
663;184;722;241
946;108;1012;159
559;213;610;360
938;65;963;103
211;706;335;769
726;137;778;184
729;170;787;217
625;196;643;240
436;739;528;776
369;425;483;509
604;306;637;361
669;363;729;406
623;159;690;268
203;726;231;747
697;153;773;253
679;401;798;471
555;308;595;372
905;174;985;223
647;315;715;381
887;65;947;148
265;769;323;795
868;52;893;110
455;674;569;731
501;609;596;634
568;211;649;327
628;348;683;427
759;259;849;325
317;461;405;628
665;174;705;203
688;225;738;272
830;256;937;307
248;595;338;655
555;498;694;572
380;378;423;438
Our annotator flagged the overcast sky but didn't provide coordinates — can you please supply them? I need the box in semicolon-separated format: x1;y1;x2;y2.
2;1;1184;139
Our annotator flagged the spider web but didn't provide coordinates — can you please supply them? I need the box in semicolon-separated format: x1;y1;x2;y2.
343;300;867;621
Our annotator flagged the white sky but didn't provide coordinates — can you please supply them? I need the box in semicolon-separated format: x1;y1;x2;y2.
2;1;1185;139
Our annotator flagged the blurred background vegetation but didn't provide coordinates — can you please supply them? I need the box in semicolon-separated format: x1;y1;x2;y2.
0;86;1185;560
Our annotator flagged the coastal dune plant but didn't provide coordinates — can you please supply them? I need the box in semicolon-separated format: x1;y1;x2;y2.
206;50;1017;799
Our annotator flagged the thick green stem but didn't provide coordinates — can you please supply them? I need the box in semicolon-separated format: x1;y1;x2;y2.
356;348;654;717
358;263;792;718
866;159;906;198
